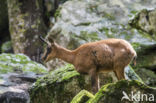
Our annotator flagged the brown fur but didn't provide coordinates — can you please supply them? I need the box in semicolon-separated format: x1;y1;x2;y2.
41;38;137;94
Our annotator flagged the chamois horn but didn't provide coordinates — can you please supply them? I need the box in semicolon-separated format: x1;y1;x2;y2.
39;35;49;45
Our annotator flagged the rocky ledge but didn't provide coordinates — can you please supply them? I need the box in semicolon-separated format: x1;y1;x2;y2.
29;64;144;103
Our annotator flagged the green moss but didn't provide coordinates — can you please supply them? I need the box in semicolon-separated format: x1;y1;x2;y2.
99;27;109;33
103;12;115;20
33;64;79;87
88;80;156;103
131;42;141;50
75;22;91;26
130;10;138;15
135;68;156;87
1;41;12;53
71;90;94;103
29;64;81;103
0;53;47;74
72;31;100;42
133;44;156;69
54;6;62;18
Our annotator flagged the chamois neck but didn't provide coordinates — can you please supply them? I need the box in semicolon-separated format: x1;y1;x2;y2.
56;45;75;64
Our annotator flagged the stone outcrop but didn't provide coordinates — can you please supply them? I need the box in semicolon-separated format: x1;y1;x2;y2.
29;64;142;103
0;53;47;103
73;80;156;103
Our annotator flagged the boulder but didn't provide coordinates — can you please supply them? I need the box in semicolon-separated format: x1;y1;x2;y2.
29;64;91;103
135;68;156;87
29;64;142;103
0;53;47;103
45;0;156;70
74;80;156;103
0;53;47;74
134;44;156;72
129;9;156;38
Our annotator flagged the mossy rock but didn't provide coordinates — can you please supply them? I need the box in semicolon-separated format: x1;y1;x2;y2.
71;90;94;103
129;9;156;39
135;68;156;87
29;64;142;103
1;41;13;53
137;44;156;69
29;64;92;103
88;80;156;103
0;53;47;74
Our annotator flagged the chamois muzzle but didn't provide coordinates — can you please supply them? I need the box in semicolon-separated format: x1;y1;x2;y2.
39;35;50;62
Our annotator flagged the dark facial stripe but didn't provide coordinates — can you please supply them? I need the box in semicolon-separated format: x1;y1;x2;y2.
43;46;52;60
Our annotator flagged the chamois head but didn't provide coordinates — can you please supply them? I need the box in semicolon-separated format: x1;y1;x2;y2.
40;36;57;62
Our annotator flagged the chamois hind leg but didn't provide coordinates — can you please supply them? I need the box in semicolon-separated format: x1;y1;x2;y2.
114;67;125;81
89;68;99;94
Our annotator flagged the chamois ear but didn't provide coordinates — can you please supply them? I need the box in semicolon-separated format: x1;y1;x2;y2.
48;36;54;43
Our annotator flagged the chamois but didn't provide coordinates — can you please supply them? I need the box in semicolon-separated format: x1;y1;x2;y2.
40;36;137;94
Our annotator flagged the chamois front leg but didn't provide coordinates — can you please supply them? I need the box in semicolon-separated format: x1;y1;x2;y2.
114;67;125;80
89;68;99;94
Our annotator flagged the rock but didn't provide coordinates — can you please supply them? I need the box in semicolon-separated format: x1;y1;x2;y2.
74;80;156;103
0;91;29;103
29;64;90;103
1;41;13;53
129;9;156;38
29;64;142;103
46;0;156;70
135;68;156;87
0;53;47;74
0;53;47;103
134;44;156;71
71;90;94;103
